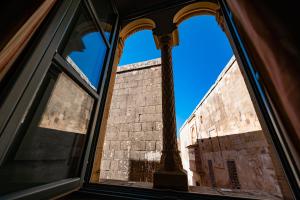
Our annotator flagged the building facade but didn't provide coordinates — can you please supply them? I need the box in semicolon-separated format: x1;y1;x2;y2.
179;57;282;197
99;59;163;182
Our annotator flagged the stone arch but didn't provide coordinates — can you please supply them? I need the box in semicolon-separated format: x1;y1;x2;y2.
173;2;224;30
116;18;157;64
120;18;156;42
90;18;156;182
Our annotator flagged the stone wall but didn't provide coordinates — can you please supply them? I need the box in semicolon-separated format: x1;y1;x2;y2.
179;56;282;197
100;58;163;182
189;131;280;194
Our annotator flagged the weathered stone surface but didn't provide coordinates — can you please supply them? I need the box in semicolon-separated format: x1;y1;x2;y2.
179;57;282;197
146;141;156;151
39;74;94;134
110;141;120;151
144;131;161;141
110;160;119;171
101;160;110;171
100;59;162;181
131;141;146;151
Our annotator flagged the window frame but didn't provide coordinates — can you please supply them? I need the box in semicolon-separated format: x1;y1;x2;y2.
219;0;299;197
0;0;119;199
80;0;299;199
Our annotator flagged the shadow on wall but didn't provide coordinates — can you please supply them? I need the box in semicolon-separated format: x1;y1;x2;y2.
188;130;282;195
128;160;160;182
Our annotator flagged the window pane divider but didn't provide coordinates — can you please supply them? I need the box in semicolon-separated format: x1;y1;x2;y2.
53;53;100;99
85;0;111;48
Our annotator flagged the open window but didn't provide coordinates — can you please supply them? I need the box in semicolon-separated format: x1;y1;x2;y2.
0;0;118;198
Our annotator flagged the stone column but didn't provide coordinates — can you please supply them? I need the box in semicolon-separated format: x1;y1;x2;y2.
153;33;188;191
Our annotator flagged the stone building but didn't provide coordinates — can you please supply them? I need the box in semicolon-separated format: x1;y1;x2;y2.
179;56;283;197
1;0;299;198
99;58;163;182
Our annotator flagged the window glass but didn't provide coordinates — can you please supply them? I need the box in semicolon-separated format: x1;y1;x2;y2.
0;73;94;195
39;73;94;134
90;0;115;41
62;7;107;90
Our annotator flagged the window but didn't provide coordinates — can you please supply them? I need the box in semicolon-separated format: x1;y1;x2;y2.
208;160;216;187
0;0;116;196
0;71;93;195
62;7;108;90
227;160;240;189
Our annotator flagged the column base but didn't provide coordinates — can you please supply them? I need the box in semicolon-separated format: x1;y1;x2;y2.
153;169;188;191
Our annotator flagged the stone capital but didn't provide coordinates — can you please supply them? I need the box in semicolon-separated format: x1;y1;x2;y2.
153;28;179;49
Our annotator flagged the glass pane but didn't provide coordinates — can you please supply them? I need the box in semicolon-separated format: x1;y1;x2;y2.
39;73;94;134
62;7;107;90
0;73;94;195
90;0;115;41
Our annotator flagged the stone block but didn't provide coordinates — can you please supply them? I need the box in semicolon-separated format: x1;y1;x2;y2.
128;80;138;88
154;121;163;131
110;160;119;171
140;114;152;122
118;131;129;140
132;141;146;151
125;113;136;123
105;130;118;141
106;125;119;132
120;124;130;132
100;170;109;179
102;150;114;159
145;151;161;160
110;141;120;150
114;150;124;160
121;141;131;150
129;151;140;160
153;96;161;105
143;105;156;114
135;96;146;106
142;122;155;131
100;160;110;171
153;113;162;121
133;123;142;132
155;105;162;113
119;160;129;171
156;141;162;151
144;131;161;141
129;131;144;140
146;141;156;151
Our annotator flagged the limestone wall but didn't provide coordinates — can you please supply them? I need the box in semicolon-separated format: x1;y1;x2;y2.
100;58;163;182
179;56;282;196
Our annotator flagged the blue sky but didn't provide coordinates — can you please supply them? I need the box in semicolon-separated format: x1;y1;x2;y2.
119;16;233;135
68;32;107;88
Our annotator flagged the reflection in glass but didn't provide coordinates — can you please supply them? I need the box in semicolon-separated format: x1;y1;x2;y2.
90;0;115;41
0;73;94;195
39;73;94;134
62;7;107;90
